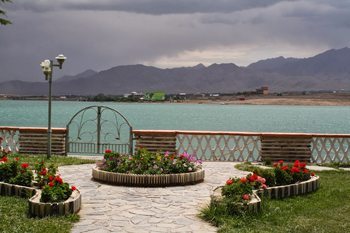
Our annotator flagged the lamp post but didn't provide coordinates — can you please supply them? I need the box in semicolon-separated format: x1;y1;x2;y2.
40;54;66;159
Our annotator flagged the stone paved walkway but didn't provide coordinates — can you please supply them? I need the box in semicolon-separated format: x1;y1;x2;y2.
59;162;249;233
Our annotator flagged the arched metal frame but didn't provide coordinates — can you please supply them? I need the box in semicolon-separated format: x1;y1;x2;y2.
66;106;133;155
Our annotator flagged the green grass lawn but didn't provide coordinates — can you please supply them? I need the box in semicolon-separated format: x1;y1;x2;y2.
200;170;350;233
0;196;79;233
6;154;96;168
0;154;94;233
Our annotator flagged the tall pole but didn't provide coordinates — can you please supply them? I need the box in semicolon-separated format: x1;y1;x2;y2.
47;60;53;159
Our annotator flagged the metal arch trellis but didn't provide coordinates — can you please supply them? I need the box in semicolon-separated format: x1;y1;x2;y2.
66;106;133;155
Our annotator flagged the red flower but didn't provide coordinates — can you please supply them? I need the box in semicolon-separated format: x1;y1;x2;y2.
226;179;233;185
291;167;300;173
303;169;309;174
281;165;289;171
55;176;63;184
39;168;47;176
293;160;300;167
248;173;258;182
48;181;54;187
21;163;29;169
15;157;19;162
311;172;315;176
278;160;284;165
71;186;77;191
273;162;278;167
105;149;112;154
1;156;8;162
299;162;306;169
240;177;247;183
242;194;250;201
49;175;54;181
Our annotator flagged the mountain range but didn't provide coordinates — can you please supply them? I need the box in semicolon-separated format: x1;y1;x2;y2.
1;47;350;96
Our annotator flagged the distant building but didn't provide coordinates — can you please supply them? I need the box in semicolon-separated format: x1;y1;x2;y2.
256;86;269;95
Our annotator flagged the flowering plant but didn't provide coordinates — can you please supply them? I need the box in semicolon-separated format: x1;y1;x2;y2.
0;156;33;186
40;175;76;203
9;162;33;187
34;161;57;188
101;149;202;174
273;160;313;185
222;173;267;203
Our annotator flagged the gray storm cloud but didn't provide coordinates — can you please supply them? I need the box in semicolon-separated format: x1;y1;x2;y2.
0;0;350;82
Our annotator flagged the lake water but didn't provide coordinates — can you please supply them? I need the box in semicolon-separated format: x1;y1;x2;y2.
0;100;350;134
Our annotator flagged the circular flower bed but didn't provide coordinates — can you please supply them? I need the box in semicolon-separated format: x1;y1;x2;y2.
92;149;204;186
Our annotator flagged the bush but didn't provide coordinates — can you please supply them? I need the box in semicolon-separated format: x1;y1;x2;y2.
0;156;19;183
34;161;57;188
9;163;33;187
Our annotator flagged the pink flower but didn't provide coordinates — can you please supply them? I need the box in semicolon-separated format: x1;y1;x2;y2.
257;177;266;184
242;194;250;201
262;184;267;189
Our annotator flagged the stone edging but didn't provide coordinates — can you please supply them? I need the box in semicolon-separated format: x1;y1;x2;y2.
92;167;205;187
211;176;320;212
28;190;82;218
260;175;320;199
0;181;81;218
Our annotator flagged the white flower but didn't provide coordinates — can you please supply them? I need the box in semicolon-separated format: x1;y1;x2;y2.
188;167;192;171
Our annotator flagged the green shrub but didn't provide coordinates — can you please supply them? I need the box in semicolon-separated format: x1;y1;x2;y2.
9;163;33;187
101;149;202;174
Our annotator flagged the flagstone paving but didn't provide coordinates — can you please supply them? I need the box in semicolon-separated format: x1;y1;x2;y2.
59;162;249;233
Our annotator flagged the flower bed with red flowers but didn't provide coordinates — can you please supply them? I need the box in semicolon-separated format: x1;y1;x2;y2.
93;149;205;186
211;160;319;214
0;155;81;217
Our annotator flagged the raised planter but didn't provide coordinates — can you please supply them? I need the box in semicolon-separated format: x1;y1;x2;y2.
29;190;81;218
211;176;320;213
92;167;205;187
0;181;81;218
211;187;261;213
260;175;320;199
0;181;36;198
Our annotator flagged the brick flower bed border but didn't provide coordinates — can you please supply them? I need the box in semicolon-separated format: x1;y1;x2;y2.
0;181;81;218
211;176;320;212
92;167;205;187
28;189;81;218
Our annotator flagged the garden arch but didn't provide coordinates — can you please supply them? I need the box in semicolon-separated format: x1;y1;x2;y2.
66;106;133;155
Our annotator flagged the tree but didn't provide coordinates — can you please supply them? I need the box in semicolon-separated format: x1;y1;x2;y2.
0;0;11;25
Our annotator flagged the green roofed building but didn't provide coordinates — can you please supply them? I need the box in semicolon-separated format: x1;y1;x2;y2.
145;91;166;101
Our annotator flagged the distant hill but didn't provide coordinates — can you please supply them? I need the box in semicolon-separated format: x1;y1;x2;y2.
1;48;350;95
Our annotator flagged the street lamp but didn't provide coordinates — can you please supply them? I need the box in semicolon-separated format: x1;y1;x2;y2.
40;54;66;159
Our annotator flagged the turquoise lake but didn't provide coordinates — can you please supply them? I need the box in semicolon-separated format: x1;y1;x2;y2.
0;100;350;134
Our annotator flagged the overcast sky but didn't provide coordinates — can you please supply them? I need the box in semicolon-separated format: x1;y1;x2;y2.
0;0;350;82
